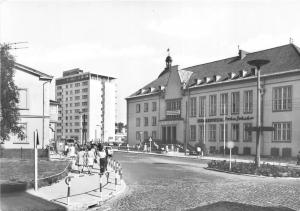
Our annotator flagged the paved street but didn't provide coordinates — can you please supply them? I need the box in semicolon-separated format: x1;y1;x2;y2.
98;152;300;211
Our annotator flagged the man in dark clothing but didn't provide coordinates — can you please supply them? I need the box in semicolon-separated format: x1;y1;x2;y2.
297;151;300;165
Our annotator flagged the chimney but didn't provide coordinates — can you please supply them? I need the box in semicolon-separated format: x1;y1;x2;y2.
238;50;248;59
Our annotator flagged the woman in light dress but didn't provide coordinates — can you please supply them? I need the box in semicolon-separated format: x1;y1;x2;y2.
86;145;95;174
96;144;107;175
76;147;85;174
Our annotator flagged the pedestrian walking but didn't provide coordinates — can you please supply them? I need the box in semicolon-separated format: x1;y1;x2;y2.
76;147;85;174
297;151;300;165
196;146;201;158
86;145;95;174
97;144;107;175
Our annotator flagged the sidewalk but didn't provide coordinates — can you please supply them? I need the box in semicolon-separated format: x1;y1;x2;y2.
27;161;126;211
117;149;300;168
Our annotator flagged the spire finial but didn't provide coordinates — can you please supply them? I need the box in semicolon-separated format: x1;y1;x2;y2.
165;48;172;70
289;37;294;44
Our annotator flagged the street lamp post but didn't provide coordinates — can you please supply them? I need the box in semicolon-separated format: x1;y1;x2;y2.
42;81;50;149
247;59;270;167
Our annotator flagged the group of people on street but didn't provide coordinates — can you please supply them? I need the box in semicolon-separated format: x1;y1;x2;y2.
65;143;111;175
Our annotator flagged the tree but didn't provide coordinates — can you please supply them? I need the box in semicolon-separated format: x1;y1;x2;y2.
0;43;25;141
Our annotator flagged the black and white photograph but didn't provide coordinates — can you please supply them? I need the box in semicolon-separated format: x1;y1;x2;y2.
1;0;300;210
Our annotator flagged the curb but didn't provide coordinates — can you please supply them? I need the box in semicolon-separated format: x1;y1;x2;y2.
204;167;300;179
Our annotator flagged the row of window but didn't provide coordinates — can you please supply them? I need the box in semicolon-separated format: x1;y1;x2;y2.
57;129;81;133
57;81;88;90
190;122;291;142
136;102;157;113
58;114;88;121
136;131;157;140
190;91;253;117
190;86;292;117
136;117;157;127
60;101;88;107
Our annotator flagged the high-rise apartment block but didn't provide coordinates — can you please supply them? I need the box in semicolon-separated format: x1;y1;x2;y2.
55;68;116;144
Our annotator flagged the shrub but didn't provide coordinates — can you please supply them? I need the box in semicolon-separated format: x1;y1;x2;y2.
207;160;300;178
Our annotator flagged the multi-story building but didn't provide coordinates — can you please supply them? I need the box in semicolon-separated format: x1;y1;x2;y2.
55;68;116;144
0;63;53;149
127;44;300;157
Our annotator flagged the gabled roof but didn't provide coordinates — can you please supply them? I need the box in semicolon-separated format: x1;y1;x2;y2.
14;63;53;81
127;44;300;99
186;44;300;86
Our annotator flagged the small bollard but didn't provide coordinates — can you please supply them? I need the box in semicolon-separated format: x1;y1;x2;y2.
99;173;103;200
119;168;123;181
106;171;110;184
65;176;74;205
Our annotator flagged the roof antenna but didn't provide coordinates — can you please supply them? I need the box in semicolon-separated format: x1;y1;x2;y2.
238;45;240;50
289;37;293;44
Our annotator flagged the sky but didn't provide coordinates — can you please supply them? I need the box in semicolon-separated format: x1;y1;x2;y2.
1;0;300;123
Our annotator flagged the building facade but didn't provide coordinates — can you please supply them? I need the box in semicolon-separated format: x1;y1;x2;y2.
0;63;53;149
127;44;300;157
55;69;116;144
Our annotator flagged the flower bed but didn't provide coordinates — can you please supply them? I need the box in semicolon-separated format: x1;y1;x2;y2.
207;160;300;177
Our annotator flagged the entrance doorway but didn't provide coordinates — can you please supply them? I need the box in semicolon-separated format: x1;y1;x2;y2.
162;125;176;144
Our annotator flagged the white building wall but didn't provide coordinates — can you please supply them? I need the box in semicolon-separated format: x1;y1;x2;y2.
103;81;116;142
3;69;51;149
89;79;103;142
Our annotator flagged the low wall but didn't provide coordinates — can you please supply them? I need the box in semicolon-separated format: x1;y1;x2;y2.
0;148;49;159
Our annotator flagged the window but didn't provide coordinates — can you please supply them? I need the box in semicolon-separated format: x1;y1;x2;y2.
75;89;80;94
209;95;217;116
273;122;291;142
75;102;80;106
231;123;240;142
66;85;68;88
75;122;80;126
82;108;88;112
136;104;140;113
199;96;206;117
69;103;72;107
220;93;228;115
152;131;157;139
166;100;181;119
144;103;148;112
243;123;252;142
272;86;292;111
82;95;88;99
198;125;205;142
65;129;68;133
65;91;68;95
75;96;80;100
18;89;28;109
66;97;68;102
75;129;80;133
66;116;68;120
70;91;73;95
136;118;140;127
152;102;157;111
70;97;73;101
66;110;68;114
152;116;157;126
57;86;62;90
208;124;216;141
219;124;228;142
190;125;196;141
82;81;88;86
75;109;80;113
136;132;141;141
70;84;73;88
144;117;148;126
75;116;80;120
244;90;253;113
190;97;197;117
82;102;88;106
231;92;240;114
70;116;72;119
271;148;280;157
144;131;148;141
82;88;88;93
75;83;80;87
243;147;251;155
